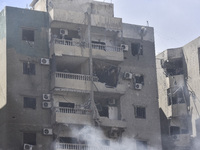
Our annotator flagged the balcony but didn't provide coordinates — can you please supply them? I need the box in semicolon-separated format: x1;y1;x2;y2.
49;9;122;31
51;72;126;94
56;143;110;150
166;74;185;89
168;103;188;118
171;134;191;147
50;38;124;61
52;107;93;125
99;117;127;128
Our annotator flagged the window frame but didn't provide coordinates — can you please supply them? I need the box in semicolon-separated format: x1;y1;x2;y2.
23;132;36;145
22;28;35;42
135;106;146;119
24;97;36;109
23;61;36;75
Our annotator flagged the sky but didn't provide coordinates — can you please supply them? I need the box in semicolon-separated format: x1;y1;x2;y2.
0;0;200;54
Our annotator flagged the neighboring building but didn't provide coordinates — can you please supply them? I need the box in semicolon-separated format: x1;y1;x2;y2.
156;37;200;150
0;0;162;150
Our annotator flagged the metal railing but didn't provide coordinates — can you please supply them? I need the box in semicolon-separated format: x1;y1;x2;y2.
55;72;99;82
55;107;92;115
53;38;122;52
56;143;110;150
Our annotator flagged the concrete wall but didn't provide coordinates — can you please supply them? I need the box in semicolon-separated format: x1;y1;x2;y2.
120;24;162;150
182;37;200;137
0;7;52;149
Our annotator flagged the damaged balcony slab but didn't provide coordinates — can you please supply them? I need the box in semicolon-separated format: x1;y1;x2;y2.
99;117;127;128
52;107;93;125
168;103;188;118
50;38;124;62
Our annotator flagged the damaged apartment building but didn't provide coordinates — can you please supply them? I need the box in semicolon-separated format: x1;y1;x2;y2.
0;0;162;150
156;37;200;150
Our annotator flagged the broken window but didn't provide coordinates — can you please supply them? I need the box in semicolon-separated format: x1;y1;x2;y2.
167;88;185;105
135;74;144;84
170;126;180;135
23;133;36;145
93;62;119;87
131;43;143;56
59;102;75;108
22;29;34;42
135;106;146;119
23;62;36;75
164;59;183;76
24;97;36;109
136;140;147;150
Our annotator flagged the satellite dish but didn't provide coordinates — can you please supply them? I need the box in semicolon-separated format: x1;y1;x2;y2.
139;27;147;37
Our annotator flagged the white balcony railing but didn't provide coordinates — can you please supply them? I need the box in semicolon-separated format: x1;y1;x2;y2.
55;107;92;115
53;38;123;52
56;143;110;150
55;72;99;82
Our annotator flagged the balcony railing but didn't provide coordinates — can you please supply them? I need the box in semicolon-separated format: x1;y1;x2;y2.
53;38;123;52
56;143;110;150
55;107;92;115
55;72;99;82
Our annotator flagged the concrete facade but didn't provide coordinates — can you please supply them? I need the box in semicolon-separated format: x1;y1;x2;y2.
0;0;162;150
156;37;200;150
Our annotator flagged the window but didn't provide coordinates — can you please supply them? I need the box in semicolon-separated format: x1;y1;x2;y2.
23;133;36;145
136;140;147;150
131;43;143;56
23;62;36;75
22;29;34;42
135;74;144;84
170;126;180;135
24;97;36;109
135;106;146;119
59;102;75;108
167;88;185;106
59;137;78;144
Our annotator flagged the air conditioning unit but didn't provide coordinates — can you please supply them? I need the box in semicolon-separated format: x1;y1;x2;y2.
43;94;51;100
121;44;128;51
60;29;68;35
42;102;52;108
43;128;53;135
123;72;133;80
108;99;116;105
41;58;50;65
135;83;142;90
24;144;33;150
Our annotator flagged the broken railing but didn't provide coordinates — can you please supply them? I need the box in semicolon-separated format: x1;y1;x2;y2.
55;72;99;82
56;143;110;150
55;107;92;115
53;38;123;52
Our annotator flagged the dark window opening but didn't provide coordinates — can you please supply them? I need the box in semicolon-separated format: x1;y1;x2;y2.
167;89;185;106
92;41;106;50
23;133;36;145
59;137;78;144
24;97;36;109
131;43;143;56
135;74;144;84
93;62;119;87
164;59;183;76
59;102;75;108
22;29;34;42
23;62;35;75
135;106;146;119
98;106;109;117
136;140;147;150
170;126;180;135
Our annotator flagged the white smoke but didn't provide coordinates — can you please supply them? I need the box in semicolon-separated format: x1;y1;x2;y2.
71;126;157;150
